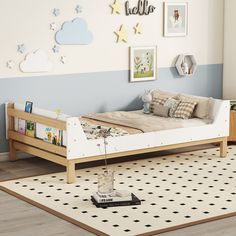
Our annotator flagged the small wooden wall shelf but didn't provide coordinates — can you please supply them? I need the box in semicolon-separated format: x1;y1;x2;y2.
175;54;197;76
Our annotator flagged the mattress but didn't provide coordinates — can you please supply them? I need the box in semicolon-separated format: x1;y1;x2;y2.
82;110;210;135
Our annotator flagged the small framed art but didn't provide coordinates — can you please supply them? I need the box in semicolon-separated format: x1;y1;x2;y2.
25;101;33;113
164;2;188;37
130;46;157;82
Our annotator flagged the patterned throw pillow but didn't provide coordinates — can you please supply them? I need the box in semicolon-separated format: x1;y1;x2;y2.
173;101;197;119
150;94;169;113
178;94;213;119
163;98;181;117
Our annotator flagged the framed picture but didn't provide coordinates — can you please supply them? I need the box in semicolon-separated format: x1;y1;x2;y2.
164;2;188;37
25;101;33;113
130;46;157;82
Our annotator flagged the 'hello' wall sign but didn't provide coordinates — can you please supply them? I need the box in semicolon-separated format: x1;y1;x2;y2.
125;0;156;16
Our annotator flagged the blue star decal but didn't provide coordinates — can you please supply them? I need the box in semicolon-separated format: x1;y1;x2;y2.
17;44;26;54
50;22;57;31
60;56;67;64
53;8;60;16
75;5;83;13
52;45;60;53
6;60;14;69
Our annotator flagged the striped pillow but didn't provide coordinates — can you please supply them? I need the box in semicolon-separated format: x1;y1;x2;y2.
178;94;213;119
150;95;169;113
173;101;197;119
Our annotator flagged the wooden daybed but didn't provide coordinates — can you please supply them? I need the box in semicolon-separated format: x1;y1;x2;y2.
6;96;230;184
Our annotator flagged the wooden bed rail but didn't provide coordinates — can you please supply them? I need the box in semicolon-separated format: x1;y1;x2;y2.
13;141;67;166
8;131;67;157
7;103;66;130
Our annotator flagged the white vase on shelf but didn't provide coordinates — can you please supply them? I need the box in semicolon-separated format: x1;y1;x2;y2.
182;62;189;75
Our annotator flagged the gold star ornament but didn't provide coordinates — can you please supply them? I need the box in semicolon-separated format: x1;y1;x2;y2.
110;0;121;14
114;25;128;43
134;23;142;34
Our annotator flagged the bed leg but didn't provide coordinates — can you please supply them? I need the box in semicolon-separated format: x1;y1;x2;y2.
220;137;227;158
9;140;17;161
67;161;76;184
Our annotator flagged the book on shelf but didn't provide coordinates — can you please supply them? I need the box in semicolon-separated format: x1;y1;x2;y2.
18;119;26;135
26;121;35;137
43;127;62;146
25;101;33;113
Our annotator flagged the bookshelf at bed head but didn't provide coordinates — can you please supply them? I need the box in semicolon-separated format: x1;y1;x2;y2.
5;102;68;143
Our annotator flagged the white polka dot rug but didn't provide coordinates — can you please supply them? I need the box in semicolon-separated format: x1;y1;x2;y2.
1;146;236;236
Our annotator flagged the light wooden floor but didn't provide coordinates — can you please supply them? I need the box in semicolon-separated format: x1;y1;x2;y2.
1;146;236;236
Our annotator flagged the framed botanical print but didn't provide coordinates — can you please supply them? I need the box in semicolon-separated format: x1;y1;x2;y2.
130;46;157;82
164;2;188;37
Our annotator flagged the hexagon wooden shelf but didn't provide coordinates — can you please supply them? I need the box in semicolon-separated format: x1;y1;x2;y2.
175;54;197;76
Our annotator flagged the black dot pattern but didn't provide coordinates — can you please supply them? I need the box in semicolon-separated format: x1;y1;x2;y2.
2;147;236;236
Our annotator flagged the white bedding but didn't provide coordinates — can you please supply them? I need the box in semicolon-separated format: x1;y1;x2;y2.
84;110;210;133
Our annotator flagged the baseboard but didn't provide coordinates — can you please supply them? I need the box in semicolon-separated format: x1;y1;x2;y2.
0;152;33;162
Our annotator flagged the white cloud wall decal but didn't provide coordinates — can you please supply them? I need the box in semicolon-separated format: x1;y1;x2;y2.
20;50;53;73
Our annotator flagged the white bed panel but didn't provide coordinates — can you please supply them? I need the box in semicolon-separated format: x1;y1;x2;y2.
66;99;230;159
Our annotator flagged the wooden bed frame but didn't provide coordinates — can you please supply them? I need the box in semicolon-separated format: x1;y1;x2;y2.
6;102;229;184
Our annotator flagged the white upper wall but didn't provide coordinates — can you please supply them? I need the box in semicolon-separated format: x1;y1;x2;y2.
223;0;236;100
0;0;224;78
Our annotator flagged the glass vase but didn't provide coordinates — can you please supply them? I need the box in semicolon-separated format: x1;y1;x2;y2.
97;170;114;194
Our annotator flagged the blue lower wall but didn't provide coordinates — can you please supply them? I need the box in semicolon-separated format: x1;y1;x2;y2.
0;64;223;153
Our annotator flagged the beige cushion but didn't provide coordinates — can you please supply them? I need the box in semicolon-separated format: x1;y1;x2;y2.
150;90;179;113
153;104;170;117
152;89;179;98
178;94;213;119
174;101;197;119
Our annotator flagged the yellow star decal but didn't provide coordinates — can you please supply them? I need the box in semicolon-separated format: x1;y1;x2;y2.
134;23;142;34
110;0;121;14
114;25;128;43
